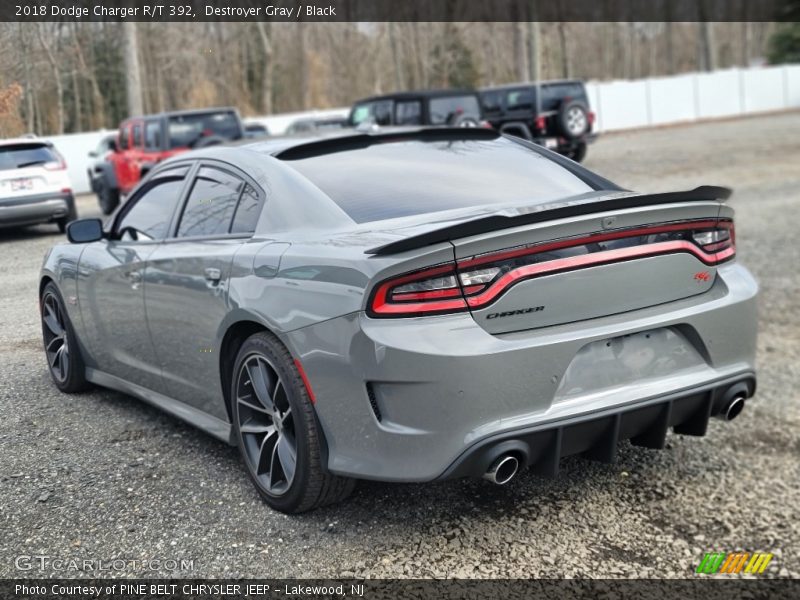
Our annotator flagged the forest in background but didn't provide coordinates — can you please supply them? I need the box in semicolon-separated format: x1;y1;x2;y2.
0;21;788;137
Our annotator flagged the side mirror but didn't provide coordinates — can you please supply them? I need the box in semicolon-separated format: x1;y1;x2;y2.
66;219;104;244
88;151;97;158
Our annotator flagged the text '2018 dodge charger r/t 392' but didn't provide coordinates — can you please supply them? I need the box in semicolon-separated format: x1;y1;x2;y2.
40;128;757;513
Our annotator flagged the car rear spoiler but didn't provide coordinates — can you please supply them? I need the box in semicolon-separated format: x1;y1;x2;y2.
366;185;732;256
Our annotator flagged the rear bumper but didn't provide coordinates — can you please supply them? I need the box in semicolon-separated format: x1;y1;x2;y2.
439;374;754;480
287;262;758;482
532;133;597;150
0;192;73;227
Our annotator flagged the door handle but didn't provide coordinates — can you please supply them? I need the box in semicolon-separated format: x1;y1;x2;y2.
204;268;222;283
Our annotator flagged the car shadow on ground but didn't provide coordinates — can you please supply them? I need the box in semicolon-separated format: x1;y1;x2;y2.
0;224;63;243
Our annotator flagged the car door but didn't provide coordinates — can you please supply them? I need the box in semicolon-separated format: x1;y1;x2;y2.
144;162;266;420
77;166;190;391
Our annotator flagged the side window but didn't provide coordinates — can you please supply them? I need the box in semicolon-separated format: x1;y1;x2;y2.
132;123;143;148
116;175;185;241
480;91;503;113
231;183;264;234
177;167;243;238
145;121;161;150
373;101;393;126
395;101;422;125
506;88;534;111
118;126;129;150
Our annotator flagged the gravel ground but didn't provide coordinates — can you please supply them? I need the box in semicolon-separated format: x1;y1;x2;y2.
1;112;798;579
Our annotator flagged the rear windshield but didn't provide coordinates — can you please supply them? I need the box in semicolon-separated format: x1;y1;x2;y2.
167;112;242;148
0;143;58;171
283;137;593;223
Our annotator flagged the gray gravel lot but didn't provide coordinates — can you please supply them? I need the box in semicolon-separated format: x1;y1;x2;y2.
0;112;798;579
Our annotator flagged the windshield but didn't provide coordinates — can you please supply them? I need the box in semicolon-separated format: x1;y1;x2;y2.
167;111;242;148
0;144;59;171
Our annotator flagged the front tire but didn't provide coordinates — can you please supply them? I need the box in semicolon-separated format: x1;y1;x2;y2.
231;332;355;513
40;282;90;393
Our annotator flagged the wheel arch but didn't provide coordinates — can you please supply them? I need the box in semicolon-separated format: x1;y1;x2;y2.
217;314;331;472
39;274;56;299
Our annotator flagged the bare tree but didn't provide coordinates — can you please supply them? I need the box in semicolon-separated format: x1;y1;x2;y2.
513;22;529;81
123;22;144;117
36;23;64;135
256;22;274;114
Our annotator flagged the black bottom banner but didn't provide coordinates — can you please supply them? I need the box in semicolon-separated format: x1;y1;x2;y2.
4;579;800;600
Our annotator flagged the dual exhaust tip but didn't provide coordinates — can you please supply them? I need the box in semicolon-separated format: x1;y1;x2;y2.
482;454;520;485
717;394;746;422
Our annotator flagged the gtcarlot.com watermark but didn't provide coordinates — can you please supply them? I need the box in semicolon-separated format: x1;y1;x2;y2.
15;555;194;573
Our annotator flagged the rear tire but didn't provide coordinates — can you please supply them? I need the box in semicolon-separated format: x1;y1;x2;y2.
56;199;77;233
567;142;587;163
97;181;120;215
40;282;90;393
231;332;355;513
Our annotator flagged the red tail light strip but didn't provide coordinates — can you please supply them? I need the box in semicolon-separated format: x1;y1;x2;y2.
458;220;722;269
464;240;733;308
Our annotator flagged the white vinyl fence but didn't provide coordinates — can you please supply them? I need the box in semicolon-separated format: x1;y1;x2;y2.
48;64;800;195
586;64;800;133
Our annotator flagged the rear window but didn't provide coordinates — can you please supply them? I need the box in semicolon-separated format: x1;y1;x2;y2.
167;111;242;148
283;137;593;224
0;144;58;171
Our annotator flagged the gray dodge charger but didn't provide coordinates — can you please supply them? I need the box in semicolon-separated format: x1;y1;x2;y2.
40;128;757;513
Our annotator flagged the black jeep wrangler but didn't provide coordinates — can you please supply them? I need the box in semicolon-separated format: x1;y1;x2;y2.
479;80;596;162
348;89;484;129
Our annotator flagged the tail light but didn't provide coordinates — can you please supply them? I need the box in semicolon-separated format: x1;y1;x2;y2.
588;111;596;125
44;149;67;171
368;220;735;318
534;115;546;131
369;264;467;317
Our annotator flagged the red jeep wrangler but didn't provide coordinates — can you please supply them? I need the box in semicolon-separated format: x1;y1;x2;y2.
96;107;245;214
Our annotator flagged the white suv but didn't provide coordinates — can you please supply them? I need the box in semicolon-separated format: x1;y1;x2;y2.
0;138;76;232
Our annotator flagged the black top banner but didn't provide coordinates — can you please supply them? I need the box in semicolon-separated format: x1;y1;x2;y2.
5;0;799;22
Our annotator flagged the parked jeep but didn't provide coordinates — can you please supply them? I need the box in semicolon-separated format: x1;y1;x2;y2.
348;89;485;129
479;80;596;162
96;107;245;214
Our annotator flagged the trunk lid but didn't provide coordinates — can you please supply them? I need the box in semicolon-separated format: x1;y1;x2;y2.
451;201;729;334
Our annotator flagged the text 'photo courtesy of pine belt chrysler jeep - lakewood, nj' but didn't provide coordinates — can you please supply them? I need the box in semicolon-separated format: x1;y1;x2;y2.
40;127;757;513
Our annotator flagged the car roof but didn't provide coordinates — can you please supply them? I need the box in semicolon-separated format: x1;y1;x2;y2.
122;107;239;122
0;137;52;147
352;89;479;104
479;79;586;92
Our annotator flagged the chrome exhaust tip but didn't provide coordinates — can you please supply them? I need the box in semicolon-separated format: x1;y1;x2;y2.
722;395;746;421
482;455;520;485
